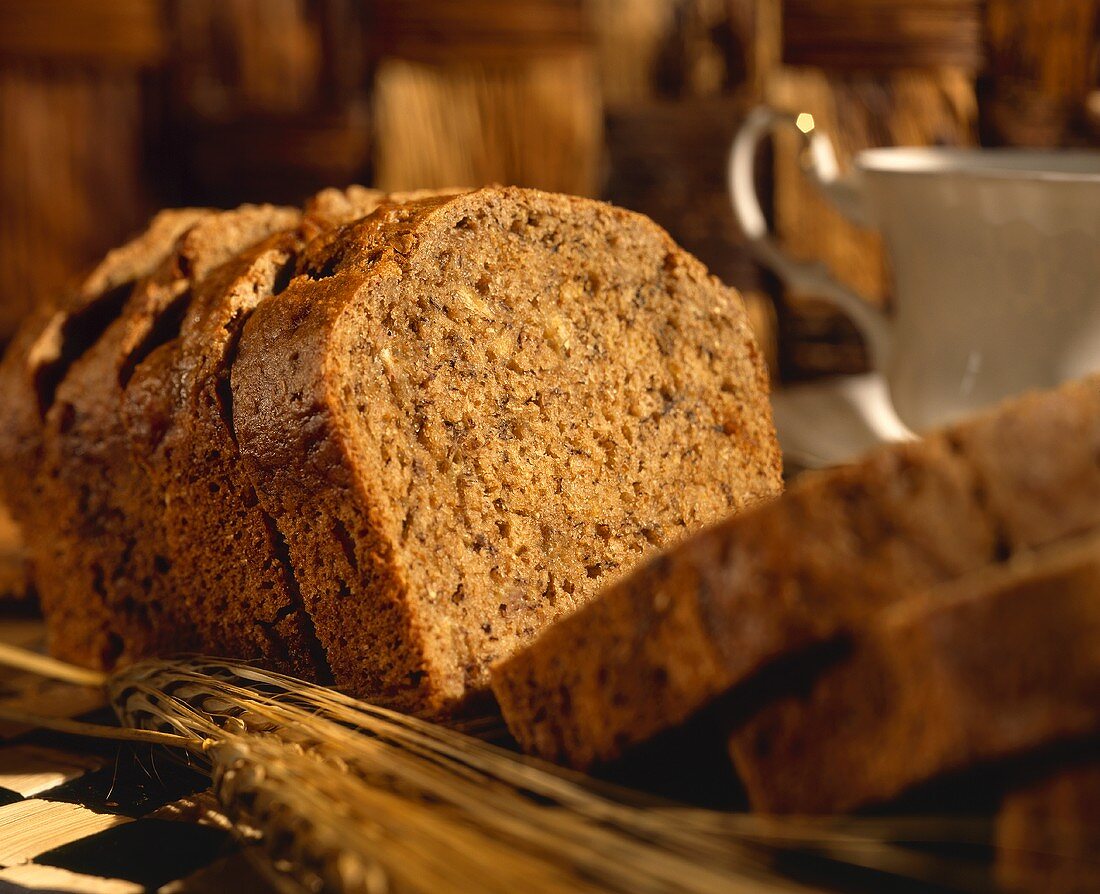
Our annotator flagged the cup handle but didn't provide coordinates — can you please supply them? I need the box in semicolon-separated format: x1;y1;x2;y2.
729;105;892;370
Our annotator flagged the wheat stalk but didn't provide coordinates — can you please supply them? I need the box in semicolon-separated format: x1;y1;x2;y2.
111;659;806;893
0;648;997;893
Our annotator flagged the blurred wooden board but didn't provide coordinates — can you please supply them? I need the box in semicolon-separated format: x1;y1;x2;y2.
0;0;165;65
782;0;984;71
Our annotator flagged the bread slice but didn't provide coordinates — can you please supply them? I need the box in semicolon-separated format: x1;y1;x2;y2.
730;531;1100;813
0;209;206;550
230;185;782;713
0;210;208;645
120;189;465;680
37;205;298;668
120;226;330;677
491;375;1100;768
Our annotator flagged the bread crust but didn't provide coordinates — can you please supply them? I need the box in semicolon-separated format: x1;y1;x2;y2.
121;228;333;676
0;210;208;658
232;192;492;710
116;189;413;678
0;210;206;534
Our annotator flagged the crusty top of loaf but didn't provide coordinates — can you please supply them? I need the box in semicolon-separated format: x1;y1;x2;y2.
304;186;467;232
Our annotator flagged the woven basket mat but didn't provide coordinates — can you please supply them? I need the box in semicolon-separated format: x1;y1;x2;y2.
0;613;275;894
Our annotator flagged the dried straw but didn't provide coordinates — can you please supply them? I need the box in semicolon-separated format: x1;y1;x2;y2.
111;659;804;893
0;641;107;687
0;647;1000;893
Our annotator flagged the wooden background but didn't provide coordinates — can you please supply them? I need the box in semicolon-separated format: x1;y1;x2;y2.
1;0;1099;380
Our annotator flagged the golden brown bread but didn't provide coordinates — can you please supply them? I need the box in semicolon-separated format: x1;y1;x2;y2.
0;210;208;653
0;187;780;715
12;206;296;667
118;189;453;678
492;375;1100;768
120;225;331;678
0;210;206;534
231;185;782;712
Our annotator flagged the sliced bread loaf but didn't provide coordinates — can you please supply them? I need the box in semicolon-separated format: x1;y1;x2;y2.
231;185;782;713
37;206;298;668
120;189;461;681
491;375;1100;768
731;531;1100;813
0;210;208;652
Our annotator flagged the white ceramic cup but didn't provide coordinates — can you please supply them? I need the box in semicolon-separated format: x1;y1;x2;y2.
730;105;1100;433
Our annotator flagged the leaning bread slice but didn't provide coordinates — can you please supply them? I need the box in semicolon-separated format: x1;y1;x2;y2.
231;186;782;713
491;375;1100;768
730;531;1100;814
38;205;298;669
121;227;328;677
120;188;418;680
